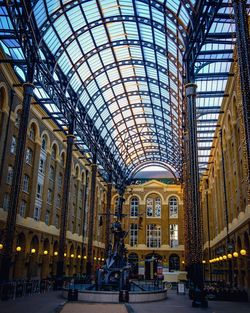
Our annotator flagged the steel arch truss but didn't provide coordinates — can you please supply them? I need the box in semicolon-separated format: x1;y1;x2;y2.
0;0;196;182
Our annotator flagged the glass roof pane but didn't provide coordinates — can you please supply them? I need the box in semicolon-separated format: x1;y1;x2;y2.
0;0;235;178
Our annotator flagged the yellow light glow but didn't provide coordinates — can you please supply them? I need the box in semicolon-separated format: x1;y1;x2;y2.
44;250;48;255
0;243;3;250
202;260;206;264
83;256;87;259
219;256;223;261
78;255;81;259
223;255;227;260
227;253;232;259
98;257;101;261
216;257;220;261
71;254;74;258
16;246;21;252
233;252;238;258
101;258;105;261
240;249;247;256
181;260;185;264
64;253;67;257
31;248;36;254
54;251;58;256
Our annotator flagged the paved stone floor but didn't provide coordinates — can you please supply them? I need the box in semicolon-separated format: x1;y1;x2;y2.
0;290;250;313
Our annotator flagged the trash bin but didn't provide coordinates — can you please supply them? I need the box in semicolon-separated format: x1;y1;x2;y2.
119;290;129;303
68;289;78;301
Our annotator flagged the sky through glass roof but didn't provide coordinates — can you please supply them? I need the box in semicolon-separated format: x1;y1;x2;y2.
0;0;246;182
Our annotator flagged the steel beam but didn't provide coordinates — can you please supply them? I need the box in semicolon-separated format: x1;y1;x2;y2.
86;153;98;276
233;0;250;186
0;64;35;282
185;82;206;305
56;117;75;283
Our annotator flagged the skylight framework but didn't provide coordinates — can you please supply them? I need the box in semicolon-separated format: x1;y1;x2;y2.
0;0;248;183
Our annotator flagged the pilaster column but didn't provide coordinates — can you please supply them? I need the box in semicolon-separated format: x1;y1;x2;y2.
56;119;75;279
233;0;250;189
105;177;112;257
80;170;89;274
0;66;35;281
185;83;204;292
86;153;97;276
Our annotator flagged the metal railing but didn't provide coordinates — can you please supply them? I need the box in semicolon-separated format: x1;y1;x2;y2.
0;279;54;301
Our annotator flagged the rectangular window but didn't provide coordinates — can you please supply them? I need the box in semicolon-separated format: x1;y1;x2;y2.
23;175;30;193
55;214;59;228
130;223;138;246
3;193;10;211
56;194;61;208
37;183;43;198
170;224;178;247
58;173;63;188
45;210;50;225
47;189;52;204
19;200;26;217
10;136;16;155
6;166;13;185
169;197;178;218
49;166;55;181
33;206;41;221
146;224;161;248
39;158;45;174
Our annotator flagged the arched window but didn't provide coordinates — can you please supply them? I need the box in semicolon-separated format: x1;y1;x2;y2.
60;152;65;167
114;197;119;215
25;147;33;165
130;197;139;217
169;196;178;218
15;110;21;127
41;135;47;151
6;166;13;185
146;194;161;217
51;144;57;160
29;124;36;141
75;166;79;178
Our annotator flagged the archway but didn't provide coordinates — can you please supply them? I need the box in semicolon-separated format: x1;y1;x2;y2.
41;238;50;279
14;233;26;279
169;254;180;271
145;253;162;280
28;235;39;279
128;253;139;278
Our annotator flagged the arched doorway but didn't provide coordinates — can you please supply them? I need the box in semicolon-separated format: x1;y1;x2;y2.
145;253;162;280
14;233;26;279
28;236;39;279
169;254;180;271
41;238;50;279
128;253;139;278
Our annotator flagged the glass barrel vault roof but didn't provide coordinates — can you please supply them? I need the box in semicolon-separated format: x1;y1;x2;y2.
0;0;247;182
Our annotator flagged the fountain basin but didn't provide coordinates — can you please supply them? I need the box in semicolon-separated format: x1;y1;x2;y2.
62;288;167;303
